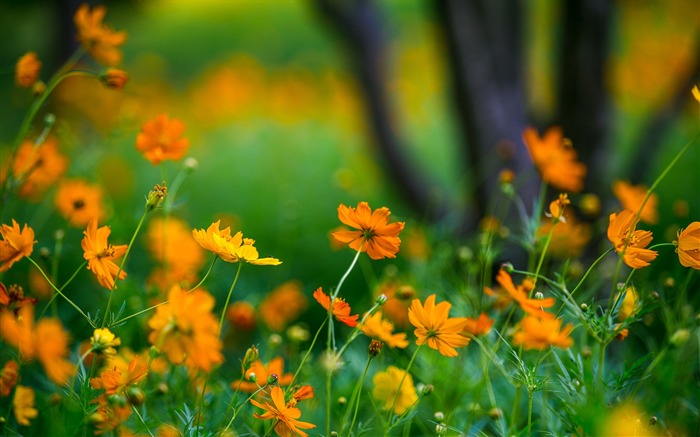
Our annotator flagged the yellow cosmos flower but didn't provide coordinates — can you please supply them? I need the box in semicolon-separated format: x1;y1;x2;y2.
73;3;127;66
360;311;409;348
408;294;470;357
674;221;700;270
192;220;281;265
90;328;121;356
372;365;418;415
13;385;38;426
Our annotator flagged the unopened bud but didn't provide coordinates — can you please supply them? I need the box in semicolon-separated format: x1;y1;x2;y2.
32;81;46;95
157;382;168;395
184;157;199;173
248;373;257;383
488;407;503;420
649;416;658;426
268;333;283;348
663;277;675;288
145;182;167;212
337;396;347;406
108;394;127;408
501;262;514;273
434;411;445;421
100;68;129;90
39;247;50;258
287;325;310;343
44;113;56;127
54;229;65;240
582;346;592;359
670;329;690;347
242;345;259;371
127;387;146;406
266;374;279;385
534;292;544;300
368;340;383;357
421;384;434;396
375;294;388;305
580;303;589;312
330;432;338;437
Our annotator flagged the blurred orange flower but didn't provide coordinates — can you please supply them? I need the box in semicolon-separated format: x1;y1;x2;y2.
0;220;36;272
0;305;74;384
408;294;470;357
523;126;587;192
5;137;68;199
259;281;308;331
100;68;128;90
375;282;414;329
15;52;41;88
192;220;281;265
55;179;105;227
74;3;127;66
612;180;658;224
486;269;555;319
463;313;494;336
233;357;294;393
0;360;19;396
225;301;257;331
90;355;148;396
82;218;127;290
674;221;700;269
607;210;658;269
331;202;405;260
547;193;570;222
250;386;316;437
13;385;38;426
147;285;223;372
136;114;190;165
536;211;592;259
313;287;359;328
360;311;409;348
146;217;204;291
512;316;574;350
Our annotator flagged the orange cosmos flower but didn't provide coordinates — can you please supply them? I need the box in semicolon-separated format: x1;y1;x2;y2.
375;282;414;329
463;313;494;336
674;221;700;269
15;52;41;88
313;287;359;327
13;385;38;426
136;114;190;165
0;305;75;384
99;68;128;90
372;365;418;415
522;126;587;192
547;193;570;222
55;179;105;227
146;217;204;291
612;180;658;224
233;357;294;393
536;211;592;259
250;386;316;437
0;360;19;396
607;210;658;269
81;219;127;290
74;3;127;66
512;316;574;350
90;355;148;396
486;269;556;319
259;281;308;331
226;301;257;331
147;285;223;372
360;311;409;348
331;202;405;260
0;220;36;272
408;294;470;357
192;220;281;265
6;136;68;199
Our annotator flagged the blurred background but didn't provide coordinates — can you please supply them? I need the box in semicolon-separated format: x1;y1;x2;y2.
0;0;698;332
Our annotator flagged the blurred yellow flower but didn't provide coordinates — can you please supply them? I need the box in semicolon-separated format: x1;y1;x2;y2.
617;286;639;321
15;52;41;88
147;285;223;372
258;280;307;331
607;210;658;269
55;179;106;227
612;180;658;224
512;316;574;350
74;3;127;66
13;385;38;426
0;219;36;272
375;282;414;329
674;221;700;270
146;217;205;292
523;126;587;192
81;218;127;290
225;301;257;332
408;294;470;357
372;365;418;415
6;136;68;199
331;202;405;260
136;114;190;165
360;311;408;348
600;402;661;436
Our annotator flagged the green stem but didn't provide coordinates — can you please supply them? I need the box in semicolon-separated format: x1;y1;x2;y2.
595;342;606;393
531;215;558;293
218;262;243;337
102;208;149;328
332;244;364;299
344;356;373;435
38;260;87;320
131;404;155;437
27;257;94;327
387;345;422;424
527;390;534;437
287;317;327;392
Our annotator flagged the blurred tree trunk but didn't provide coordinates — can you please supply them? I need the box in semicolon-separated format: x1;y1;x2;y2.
314;0;449;223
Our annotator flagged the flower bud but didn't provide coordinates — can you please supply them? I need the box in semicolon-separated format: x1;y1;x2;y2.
421;384;434;396
337;396;347;406
534;292;544;300
488;407;503;420
580;303;589;312
157;382;168;395
287;325;310;343
266;374;279;385
368;340;383;358
268;333;283;348
145;182;167;212
434;411;445;421
242;345;259;372
100;68;129;90
375;294;388;305
248;373;257;383
501;262;514;273
184;157;199;173
649;416;658;426
670;329;690;347
499;168;515;184
127;387;146;406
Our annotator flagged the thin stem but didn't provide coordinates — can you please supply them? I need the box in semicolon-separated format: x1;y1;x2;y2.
344;355;373;435
38;260;87;320
27;257;94;327
218;262;243;337
102;208;149;328
131;404;155;437
287;317;327;392
527;390;534;437
332;245;364;299
387;345;422;424
595;342;606;393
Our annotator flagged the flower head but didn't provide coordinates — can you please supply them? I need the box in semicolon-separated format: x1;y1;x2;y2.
607;210;658;269
547;193;570;222
360;311;409;348
192;220;281;265
408;294;470;357
259;281;307;331
13;385;38;426
55;179;106;227
512;316;574;350
372;365;418;415
90;355;148;396
463;313;494;336
15;52;41;88
146;216;205;292
523;126;587;192
136;114;190;165
0;360;19;396
6;136;68;199
313;287;359;327
100;68;128;90
90;328;121;356
233;357;293;393
250;386;316;437
0;220;36;272
331;202;405;259
74;3;127;66
82;219;127;290
536;211;592;259
617;286;639;321
674;221;700;269
612;180;658;224
486;269;556;319
147;285;223;372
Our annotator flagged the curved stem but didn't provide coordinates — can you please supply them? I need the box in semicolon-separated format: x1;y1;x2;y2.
217;262;243;337
386;345;422;424
287;317;327;392
345;356;373;435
